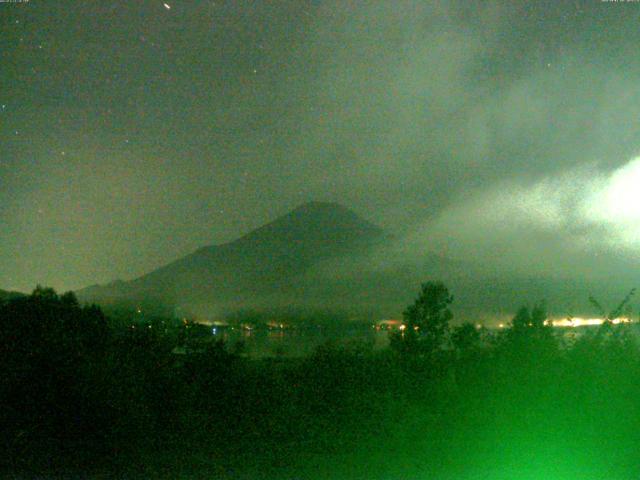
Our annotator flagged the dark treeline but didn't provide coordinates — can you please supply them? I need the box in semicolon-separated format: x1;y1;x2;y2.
2;283;640;478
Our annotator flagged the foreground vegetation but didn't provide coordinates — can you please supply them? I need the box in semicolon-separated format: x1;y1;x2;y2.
2;284;640;479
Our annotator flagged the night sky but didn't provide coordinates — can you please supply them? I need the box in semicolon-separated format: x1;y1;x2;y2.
3;1;640;295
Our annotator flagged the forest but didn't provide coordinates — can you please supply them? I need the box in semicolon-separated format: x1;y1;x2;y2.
1;284;640;479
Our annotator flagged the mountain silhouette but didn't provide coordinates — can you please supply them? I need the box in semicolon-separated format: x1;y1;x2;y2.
77;202;386;314
74;201;640;321
0;289;25;302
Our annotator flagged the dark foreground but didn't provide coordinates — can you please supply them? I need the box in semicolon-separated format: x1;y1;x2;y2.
2;289;640;479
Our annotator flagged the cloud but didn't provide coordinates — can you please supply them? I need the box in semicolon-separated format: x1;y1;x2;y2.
582;157;640;252
394;157;640;283
4;0;640;297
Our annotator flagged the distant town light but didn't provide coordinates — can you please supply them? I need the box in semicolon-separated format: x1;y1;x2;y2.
550;317;631;328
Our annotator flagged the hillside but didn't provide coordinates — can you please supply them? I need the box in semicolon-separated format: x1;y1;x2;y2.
77;202;387;315
0;289;26;302
74;198;631;322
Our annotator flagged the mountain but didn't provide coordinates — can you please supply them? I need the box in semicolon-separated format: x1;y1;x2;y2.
0;289;26;302
77;202;387;315
76;201;617;322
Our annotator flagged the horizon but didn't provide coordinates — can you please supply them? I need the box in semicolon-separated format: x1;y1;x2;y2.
3;1;640;319
3;199;639;322
5;3;640;478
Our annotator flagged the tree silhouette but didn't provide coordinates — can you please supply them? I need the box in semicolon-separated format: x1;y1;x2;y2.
512;305;532;331
510;302;549;333
394;281;453;355
452;322;481;353
0;286;112;456
503;301;556;360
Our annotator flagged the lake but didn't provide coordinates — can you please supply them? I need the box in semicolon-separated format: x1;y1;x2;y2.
208;325;392;358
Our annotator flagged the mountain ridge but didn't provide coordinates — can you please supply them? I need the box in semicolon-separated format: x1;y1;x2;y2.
0;289;26;302
76;202;386;314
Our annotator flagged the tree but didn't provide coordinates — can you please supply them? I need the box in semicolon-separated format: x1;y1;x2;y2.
0;286;112;457
503;301;556;359
452;322;481;353
511;305;532;332
395;281;453;355
510;302;549;333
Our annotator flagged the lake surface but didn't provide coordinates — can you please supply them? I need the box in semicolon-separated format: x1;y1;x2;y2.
205;322;640;358
209;326;392;358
